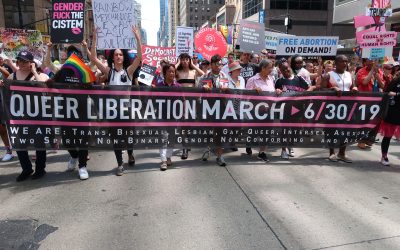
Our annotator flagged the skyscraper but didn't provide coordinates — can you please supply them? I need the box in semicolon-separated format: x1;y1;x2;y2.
158;0;169;46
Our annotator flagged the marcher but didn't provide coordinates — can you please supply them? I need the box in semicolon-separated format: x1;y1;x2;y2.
246;59;276;162
321;55;357;163
157;63;180;170
90;25;142;176
6;51;49;181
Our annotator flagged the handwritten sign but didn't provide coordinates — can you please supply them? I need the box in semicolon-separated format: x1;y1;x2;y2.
359;31;397;48
176;26;193;57
92;0;137;49
51;0;85;43
276;36;339;56
0;28;44;61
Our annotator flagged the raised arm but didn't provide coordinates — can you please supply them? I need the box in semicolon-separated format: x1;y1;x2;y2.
0;66;10;79
3;57;18;73
43;42;60;73
90;27;110;76
127;26;142;77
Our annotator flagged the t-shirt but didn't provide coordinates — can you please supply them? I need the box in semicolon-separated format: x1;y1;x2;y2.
240;62;259;84
328;71;352;91
275;75;309;92
384;77;400;125
356;66;383;92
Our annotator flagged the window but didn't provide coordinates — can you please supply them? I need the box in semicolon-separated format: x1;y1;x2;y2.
3;0;35;29
270;0;328;10
243;0;262;18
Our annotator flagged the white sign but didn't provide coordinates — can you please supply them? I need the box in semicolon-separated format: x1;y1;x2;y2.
176;26;194;57
366;7;392;17
276;36;339;56
92;0;137;49
265;31;293;50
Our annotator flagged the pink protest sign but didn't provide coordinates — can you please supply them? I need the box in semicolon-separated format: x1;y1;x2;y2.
141;45;177;68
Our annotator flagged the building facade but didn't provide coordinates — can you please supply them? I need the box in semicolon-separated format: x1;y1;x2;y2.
179;0;225;30
238;0;354;40
158;0;169;46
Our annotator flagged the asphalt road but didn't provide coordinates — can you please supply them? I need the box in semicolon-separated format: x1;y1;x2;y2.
1;140;400;250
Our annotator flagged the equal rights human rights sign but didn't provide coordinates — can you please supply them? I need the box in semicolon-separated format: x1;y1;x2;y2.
276;36;339;56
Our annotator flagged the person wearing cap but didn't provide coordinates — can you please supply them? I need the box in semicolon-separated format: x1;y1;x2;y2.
245;59;276;162
199;60;210;73
6;51;49;181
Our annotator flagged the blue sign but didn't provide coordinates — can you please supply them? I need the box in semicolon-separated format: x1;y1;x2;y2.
369;48;385;59
259;10;265;24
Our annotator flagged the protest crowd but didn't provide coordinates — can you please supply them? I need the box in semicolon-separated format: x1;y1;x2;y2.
0;12;399;183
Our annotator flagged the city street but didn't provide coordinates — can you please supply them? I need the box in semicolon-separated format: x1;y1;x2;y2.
1;141;400;250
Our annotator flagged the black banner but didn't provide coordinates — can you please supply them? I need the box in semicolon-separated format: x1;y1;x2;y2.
1;80;387;150
51;0;85;43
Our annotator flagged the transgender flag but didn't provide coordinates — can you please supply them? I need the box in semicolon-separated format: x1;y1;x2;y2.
371;0;391;8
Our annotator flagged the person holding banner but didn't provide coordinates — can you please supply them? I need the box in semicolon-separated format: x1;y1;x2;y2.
246;59;276;162
157;63;181;170
89;25;142;176
356;59;384;149
290;55;312;85
200;54;229;167
321;55;357;163
380;75;400;166
175;53;204;159
275;59;316;159
5;51;49;181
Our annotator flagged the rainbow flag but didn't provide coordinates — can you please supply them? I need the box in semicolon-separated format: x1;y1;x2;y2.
218;25;233;45
61;54;96;84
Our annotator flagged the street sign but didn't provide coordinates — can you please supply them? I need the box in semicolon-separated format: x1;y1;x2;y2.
259;10;265;24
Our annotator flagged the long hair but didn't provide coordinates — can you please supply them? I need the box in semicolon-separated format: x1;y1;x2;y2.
107;49;131;69
176;53;194;71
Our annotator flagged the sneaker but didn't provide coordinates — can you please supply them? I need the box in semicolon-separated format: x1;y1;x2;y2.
31;169;46;180
337;154;352;163
246;147;252;155
216;156;226;167
257;152;270;162
1;153;14;162
288;148;295;157
78;167;89;180
166;158;172;166
328;154;338;162
67;157;78;171
160;161;167;171
128;155;135;166
202;150;210;161
16;169;34;182
116;165;125;176
281;150;289;160
381;157;390;166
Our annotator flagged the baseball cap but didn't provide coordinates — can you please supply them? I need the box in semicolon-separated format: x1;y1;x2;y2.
16;51;34;62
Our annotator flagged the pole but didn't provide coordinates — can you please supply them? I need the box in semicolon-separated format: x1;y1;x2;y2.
17;0;23;29
285;0;289;34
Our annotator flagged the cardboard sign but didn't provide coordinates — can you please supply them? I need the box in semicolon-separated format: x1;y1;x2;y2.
276;36;339;56
176;26;194;57
138;64;157;86
141;45;177;68
359;31;397;48
237;20;264;53
92;0;137;49
0;28;44;61
194;28;227;61
51;0;85;43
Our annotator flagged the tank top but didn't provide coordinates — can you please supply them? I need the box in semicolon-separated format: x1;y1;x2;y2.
328;71;352;91
108;68;132;86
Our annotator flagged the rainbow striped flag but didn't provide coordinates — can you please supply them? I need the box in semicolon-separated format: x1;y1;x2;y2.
61;54;96;84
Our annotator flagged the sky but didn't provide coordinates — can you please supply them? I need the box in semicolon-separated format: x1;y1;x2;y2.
137;0;160;46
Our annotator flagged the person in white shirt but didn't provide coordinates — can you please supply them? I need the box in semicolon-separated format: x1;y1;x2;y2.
291;55;312;85
221;52;235;76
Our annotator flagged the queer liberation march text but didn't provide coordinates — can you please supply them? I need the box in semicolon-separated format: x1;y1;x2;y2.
2;81;386;150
